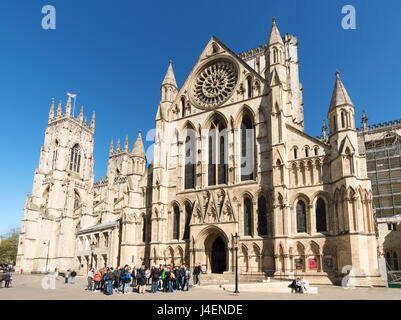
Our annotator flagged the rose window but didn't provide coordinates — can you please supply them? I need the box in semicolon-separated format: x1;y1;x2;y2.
192;60;238;108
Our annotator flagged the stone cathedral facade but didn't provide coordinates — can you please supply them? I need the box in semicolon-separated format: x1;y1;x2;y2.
17;19;385;286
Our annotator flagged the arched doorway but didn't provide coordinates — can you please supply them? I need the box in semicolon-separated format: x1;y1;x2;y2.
211;237;226;273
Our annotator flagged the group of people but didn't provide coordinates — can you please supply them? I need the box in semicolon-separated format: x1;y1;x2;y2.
63;269;77;284
289;277;308;293
85;263;203;295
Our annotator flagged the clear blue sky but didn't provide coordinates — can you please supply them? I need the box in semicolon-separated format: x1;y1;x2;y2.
0;0;400;235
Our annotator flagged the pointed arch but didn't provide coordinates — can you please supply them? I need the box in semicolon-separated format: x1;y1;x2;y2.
207;114;228;186
184;122;197;190
240;111;255;181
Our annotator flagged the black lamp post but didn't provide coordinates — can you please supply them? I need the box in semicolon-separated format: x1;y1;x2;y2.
233;233;239;294
43;240;50;273
90;242;96;269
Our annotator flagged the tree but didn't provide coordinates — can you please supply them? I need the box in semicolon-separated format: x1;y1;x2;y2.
0;228;20;265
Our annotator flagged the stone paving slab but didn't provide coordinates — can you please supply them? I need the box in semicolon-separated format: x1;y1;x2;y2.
0;274;400;300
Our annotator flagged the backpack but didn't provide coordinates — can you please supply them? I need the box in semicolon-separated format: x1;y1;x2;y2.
161;269;167;280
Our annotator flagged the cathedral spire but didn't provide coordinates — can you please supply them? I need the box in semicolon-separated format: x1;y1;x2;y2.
116;139;121;151
322;119;328;142
124;134;129;151
267;17;284;46
329;71;354;112
90;111;95;131
162;60;177;88
362;110;368;131
109;139;114;154
49;98;55;121
79;105;84;122
57;100;62;116
132;130;146;159
160;60;178;103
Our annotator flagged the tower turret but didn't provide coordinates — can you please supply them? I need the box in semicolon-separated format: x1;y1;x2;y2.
328;71;355;136
49;98;55;122
265;18;287;85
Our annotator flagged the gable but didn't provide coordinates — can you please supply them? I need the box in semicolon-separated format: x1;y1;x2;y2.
168;36;268;116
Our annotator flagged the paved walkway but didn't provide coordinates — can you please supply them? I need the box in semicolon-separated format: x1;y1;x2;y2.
0;274;400;300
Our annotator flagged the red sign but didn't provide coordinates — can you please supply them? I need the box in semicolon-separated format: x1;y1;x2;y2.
309;258;318;270
201;264;207;274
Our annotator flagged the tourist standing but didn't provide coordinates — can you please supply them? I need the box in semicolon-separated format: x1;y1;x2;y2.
70;270;77;284
183;266;191;291
105;268;115;295
93;270;102;292
123;267;132;294
137;265;146;294
151;265;160;293
65;269;70;284
131;266;137;287
87;268;94;290
166;267;173;293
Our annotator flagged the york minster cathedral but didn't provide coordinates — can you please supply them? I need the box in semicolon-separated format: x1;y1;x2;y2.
16;19;386;286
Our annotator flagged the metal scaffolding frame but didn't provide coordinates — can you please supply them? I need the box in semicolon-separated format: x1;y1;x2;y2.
365;130;401;218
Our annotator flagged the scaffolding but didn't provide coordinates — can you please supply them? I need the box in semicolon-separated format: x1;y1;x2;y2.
365;131;401;218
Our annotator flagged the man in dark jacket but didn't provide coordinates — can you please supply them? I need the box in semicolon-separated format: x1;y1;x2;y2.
151;265;161;293
137;265;146;294
193;263;201;286
179;265;186;290
105;268;116;295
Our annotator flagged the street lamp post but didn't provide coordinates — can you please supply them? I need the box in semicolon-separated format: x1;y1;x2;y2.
43;240;50;273
233;233;239;294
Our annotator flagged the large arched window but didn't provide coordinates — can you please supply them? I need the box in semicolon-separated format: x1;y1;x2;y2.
208;118;227;186
244;197;252;236
181;97;186;118
394;252;399;270
173;206;180;240
183;204;192;240
69;144;81;173
241;114;254;181
184;128;196;189
257;196;268;236
386;252;391;270
74;191;81;209
247;77;252;99
316;197;327;232
296;200;307;233
142;217;147;242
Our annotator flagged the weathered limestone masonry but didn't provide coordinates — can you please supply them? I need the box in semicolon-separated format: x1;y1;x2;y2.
17;19;386;286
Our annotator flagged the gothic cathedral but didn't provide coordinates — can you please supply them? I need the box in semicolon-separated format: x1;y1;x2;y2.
16;19;385;286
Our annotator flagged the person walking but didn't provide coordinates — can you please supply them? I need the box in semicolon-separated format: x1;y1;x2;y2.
193;263;201;286
87;268;94;290
93;270;102;292
70;270;77;284
4;271;12;288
